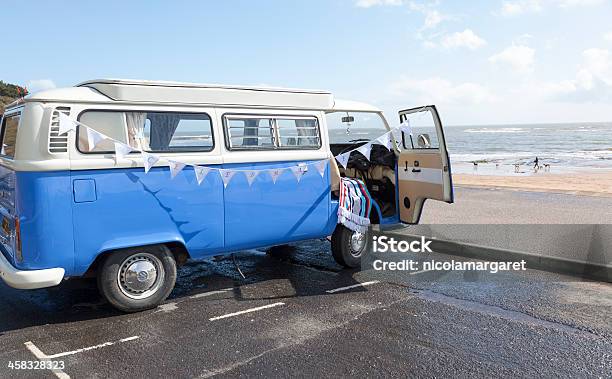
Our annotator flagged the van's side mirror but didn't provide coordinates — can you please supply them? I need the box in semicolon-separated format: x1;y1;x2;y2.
417;134;431;148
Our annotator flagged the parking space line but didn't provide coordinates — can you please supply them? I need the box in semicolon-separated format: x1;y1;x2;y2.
326;280;380;294
190;288;233;299
24;335;141;379
410;268;434;275
24;341;70;379
209;302;285;321
43;336;140;359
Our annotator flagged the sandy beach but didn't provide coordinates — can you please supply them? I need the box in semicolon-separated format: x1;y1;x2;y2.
452;170;612;197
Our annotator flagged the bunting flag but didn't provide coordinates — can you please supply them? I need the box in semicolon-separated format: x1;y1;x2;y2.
244;170;260;187
194;165;211;185
374;131;393;151
400;120;412;135
56;111;415;191
315;160;327;177
141;151;160;174
168;160;186;179
58;112;77;135
86;127;108;151
335;152;351;169
219;169;237;188
356;143;373;161
114;142;134;163
268;168;285;184
290;164;307;183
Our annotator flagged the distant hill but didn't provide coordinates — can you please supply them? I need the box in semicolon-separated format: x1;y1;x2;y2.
0;81;28;113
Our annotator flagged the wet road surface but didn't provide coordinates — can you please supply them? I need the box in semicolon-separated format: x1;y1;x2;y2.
0;238;611;378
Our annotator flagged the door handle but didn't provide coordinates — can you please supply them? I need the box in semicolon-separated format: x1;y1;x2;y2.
412;168;421;173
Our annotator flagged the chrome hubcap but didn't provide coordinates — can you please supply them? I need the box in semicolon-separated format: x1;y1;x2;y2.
118;253;164;300
350;231;367;257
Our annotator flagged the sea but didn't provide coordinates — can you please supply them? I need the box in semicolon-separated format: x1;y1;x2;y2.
444;122;612;175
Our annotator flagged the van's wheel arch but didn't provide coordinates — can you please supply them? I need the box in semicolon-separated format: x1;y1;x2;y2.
97;245;177;313
331;225;369;268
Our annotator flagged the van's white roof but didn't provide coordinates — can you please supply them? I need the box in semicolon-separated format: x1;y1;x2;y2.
20;79;380;112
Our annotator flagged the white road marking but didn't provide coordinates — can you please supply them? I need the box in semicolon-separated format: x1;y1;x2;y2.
409;268;434;275
326;280;380;294
190;288;233;299
24;341;70;379
209;302;285;321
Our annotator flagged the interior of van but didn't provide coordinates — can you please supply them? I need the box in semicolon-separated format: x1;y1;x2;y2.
326;111;398;224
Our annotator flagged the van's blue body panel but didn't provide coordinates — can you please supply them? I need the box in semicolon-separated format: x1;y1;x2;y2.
4;160;351;277
223;160;333;250
12;170;75;273
2;158;401;278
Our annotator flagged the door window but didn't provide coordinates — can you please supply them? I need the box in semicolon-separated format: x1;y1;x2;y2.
400;108;440;150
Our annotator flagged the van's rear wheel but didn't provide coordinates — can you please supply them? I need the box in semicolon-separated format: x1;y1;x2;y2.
97;245;177;313
331;225;369;268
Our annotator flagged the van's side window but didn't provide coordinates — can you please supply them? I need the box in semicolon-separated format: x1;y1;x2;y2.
224;115;320;150
77;111;214;153
0;113;20;159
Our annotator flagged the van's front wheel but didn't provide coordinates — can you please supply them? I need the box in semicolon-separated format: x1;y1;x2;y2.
331;225;369;268
97;245;177;313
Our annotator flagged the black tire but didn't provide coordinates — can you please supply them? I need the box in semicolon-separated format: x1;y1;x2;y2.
97;245;177;313
331;225;370;268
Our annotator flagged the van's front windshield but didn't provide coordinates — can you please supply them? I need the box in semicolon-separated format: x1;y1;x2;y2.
326;111;388;144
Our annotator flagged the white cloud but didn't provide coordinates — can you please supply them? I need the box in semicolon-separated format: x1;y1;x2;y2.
391;76;493;105
539;48;612;102
355;0;402;8
499;0;605;16
489;45;536;73
440;29;486;50
26;79;56;93
605;32;612;42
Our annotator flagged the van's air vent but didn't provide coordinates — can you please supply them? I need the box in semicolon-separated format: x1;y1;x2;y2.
49;108;70;153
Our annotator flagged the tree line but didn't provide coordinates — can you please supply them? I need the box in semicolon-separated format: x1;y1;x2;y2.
1;81;28;113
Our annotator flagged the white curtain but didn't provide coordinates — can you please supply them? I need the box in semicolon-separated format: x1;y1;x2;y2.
126;112;148;150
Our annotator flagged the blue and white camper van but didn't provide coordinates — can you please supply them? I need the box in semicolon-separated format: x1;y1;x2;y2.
0;79;453;312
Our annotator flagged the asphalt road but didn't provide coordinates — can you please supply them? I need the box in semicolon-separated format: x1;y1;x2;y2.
0;238;611;378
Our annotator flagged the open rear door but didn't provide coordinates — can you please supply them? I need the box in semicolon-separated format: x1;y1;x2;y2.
397;105;453;224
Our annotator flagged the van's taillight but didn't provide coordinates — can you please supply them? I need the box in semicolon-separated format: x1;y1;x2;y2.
15;218;22;262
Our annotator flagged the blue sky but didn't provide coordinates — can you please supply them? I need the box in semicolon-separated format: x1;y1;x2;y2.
3;0;612;125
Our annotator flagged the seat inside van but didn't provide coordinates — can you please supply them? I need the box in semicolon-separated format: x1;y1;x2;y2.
329;143;397;223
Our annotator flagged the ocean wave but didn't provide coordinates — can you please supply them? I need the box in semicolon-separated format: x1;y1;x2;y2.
463;127;527;134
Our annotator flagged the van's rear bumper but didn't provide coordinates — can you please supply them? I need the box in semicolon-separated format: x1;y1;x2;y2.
0;252;64;289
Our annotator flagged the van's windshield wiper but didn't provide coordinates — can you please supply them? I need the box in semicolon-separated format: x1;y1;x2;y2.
348;139;370;143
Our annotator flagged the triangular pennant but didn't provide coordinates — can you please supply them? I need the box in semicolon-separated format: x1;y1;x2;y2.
141;151;160;174
219;169;237;188
357;143;373;161
168;160;186;179
244;170;260;187
193;165;211;185
86;127;108;151
374;131;393;151
114;141;134;163
58;112;77;136
268;168;285;184
290;164;307;183
400;120;412;136
335;152;351;169
314;160;327;178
